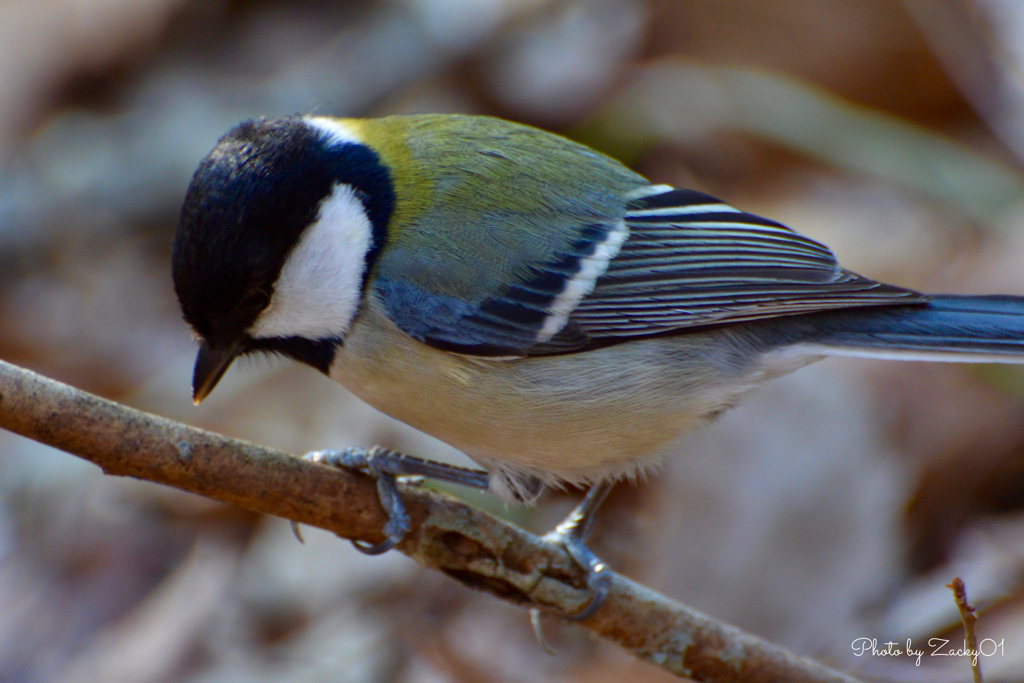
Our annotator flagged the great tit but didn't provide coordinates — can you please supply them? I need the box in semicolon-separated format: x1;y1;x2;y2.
172;114;1024;614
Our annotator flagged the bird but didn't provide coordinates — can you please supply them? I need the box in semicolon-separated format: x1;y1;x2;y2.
172;113;1024;617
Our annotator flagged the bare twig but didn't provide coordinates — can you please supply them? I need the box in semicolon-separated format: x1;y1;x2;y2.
947;577;983;683
0;358;863;683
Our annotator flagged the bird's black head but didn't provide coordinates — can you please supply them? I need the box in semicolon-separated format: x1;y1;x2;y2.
172;116;393;402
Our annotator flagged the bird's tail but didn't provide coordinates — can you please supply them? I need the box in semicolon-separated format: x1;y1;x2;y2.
776;295;1024;363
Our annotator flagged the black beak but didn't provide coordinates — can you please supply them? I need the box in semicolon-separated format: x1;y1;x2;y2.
192;340;242;405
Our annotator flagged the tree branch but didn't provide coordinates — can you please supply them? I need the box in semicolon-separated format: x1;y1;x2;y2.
947;577;983;683
0;358;861;683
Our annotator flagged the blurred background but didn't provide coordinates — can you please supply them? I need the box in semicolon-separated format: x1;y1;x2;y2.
2;0;1024;681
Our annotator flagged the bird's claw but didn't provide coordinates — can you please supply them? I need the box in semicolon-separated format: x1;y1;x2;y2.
541;525;612;621
529;608;557;655
304;446;411;555
538;481;614;621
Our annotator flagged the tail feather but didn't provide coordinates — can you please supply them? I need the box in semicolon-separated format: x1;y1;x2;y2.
783;295;1024;363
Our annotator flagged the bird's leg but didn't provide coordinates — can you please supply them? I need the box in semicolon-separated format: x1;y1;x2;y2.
303;446;490;554
304;447;613;619
540;480;615;620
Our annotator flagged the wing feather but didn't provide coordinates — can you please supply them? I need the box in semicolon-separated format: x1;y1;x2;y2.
377;178;925;357
569;188;924;340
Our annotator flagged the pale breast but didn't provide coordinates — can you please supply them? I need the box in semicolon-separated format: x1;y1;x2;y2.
329;301;794;491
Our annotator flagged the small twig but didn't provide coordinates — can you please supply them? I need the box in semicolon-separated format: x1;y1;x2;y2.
0;358;864;683
946;577;983;683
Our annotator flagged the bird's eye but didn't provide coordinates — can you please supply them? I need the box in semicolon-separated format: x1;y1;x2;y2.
239;288;271;313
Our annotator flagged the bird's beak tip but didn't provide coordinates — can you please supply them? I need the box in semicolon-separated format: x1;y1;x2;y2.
191;340;241;405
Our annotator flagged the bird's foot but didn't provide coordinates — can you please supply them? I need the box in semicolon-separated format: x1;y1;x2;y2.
302;446;491;555
304;446;408;554
539;481;614;621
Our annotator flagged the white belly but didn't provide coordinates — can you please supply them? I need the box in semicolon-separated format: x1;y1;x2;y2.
329;302;814;494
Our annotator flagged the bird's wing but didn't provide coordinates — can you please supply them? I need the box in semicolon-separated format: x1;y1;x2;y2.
370;118;651;357
373;182;924;357
569;187;925;342
371;212;630;356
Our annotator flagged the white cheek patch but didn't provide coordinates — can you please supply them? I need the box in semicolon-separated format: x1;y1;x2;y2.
249;183;372;341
